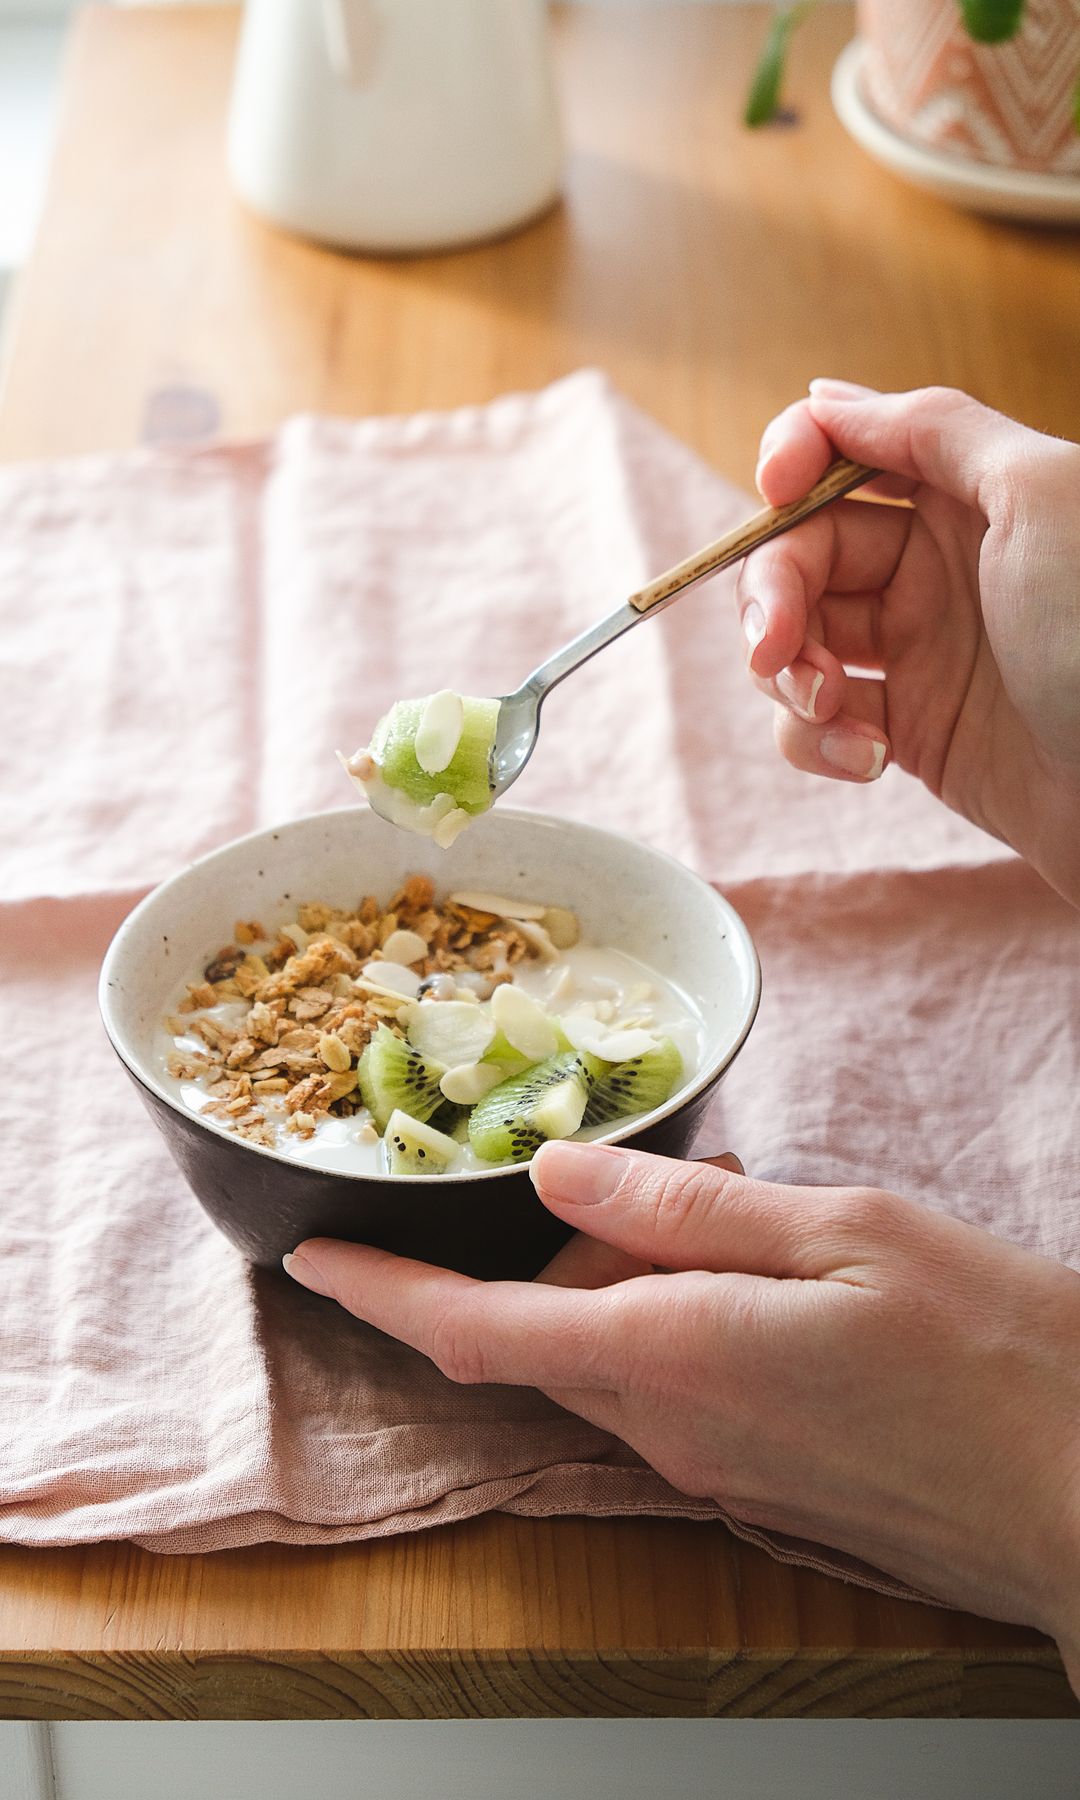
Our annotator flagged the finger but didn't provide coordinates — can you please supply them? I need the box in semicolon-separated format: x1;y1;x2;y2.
536;1232;653;1289
807;380;1043;518
752;637;846;726
532;1172;747;1286
755;400;835;506
814;592;885;672
773;686;889;783
735;501;912;679
284;1239;622;1390
529;1143;846;1278
756;393;921;505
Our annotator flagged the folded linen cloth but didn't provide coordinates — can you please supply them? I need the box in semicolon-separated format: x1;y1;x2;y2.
1;372;1076;1595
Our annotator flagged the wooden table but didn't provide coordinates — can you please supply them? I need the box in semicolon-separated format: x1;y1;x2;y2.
2;4;1078;1722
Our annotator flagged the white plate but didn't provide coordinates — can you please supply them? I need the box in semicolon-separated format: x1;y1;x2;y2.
831;39;1080;226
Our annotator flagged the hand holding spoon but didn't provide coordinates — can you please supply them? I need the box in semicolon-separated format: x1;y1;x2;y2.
342;457;877;842
490;456;876;797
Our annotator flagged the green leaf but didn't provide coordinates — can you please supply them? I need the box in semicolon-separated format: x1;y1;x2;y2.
958;0;1025;44
743;4;815;130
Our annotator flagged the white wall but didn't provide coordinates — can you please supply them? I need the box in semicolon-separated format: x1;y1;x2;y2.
0;1721;1066;1800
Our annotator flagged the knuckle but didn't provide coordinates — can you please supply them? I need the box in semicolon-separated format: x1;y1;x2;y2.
829;1185;902;1243
428;1307;489;1387
639;1160;729;1248
913;383;970;416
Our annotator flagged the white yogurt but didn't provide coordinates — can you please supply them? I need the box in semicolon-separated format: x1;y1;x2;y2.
158;944;704;1177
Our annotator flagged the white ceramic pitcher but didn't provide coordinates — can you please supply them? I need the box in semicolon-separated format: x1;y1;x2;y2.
226;0;563;253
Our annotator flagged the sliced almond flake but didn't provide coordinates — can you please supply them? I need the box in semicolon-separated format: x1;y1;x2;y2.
575;1027;659;1063
433;807;471;849
448;890;547;921
414;689;464;775
359;960;422;998
319;1032;352;1072
409;999;495;1067
559;1007;601;1051
381;928;428;967
513;919;558;963
439;1062;506;1106
491;982;558;1062
547;967;576;1007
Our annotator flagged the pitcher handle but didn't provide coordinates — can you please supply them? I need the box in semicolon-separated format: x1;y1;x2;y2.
321;0;381;84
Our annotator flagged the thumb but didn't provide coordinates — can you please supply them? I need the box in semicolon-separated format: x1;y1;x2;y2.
807;380;1041;519
529;1141;835;1277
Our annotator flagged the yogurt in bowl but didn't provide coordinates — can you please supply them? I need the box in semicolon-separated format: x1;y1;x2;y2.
101;807;760;1278
159;879;706;1180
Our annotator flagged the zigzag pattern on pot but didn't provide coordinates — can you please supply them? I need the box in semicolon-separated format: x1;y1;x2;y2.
858;0;1080;174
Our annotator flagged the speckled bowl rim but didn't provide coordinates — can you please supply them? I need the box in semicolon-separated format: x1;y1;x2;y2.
100;807;762;1186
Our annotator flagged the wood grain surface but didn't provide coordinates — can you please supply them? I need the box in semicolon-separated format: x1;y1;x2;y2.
1;4;1078;1721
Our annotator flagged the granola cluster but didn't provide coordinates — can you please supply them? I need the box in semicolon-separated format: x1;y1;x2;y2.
165;875;542;1148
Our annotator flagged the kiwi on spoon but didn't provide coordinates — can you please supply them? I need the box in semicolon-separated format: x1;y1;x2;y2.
339;458;876;840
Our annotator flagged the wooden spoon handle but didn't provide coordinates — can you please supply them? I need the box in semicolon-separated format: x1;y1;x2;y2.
627;458;878;615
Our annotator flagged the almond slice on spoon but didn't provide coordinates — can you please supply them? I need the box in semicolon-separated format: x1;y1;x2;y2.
414;690;464;775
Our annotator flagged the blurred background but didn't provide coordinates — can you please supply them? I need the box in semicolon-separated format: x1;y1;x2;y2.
1;0;759;335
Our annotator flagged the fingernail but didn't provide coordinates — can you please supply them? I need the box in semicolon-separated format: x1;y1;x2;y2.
776;664;824;722
819;731;886;780
808;378;876;402
282;1251;334;1296
741;600;766;664
754;430;779;488
530;1140;628;1204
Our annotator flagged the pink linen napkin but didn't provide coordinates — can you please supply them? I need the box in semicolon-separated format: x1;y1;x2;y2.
1;372;1077;1600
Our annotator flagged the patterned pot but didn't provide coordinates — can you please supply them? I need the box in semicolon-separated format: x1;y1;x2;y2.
857;0;1080;175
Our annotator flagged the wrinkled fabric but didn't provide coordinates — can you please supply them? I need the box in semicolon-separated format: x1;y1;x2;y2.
1;373;1076;1603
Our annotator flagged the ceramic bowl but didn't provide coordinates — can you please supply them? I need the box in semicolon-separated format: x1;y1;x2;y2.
100;807;761;1279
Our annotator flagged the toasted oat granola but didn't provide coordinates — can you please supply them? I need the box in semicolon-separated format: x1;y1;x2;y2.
165;876;545;1148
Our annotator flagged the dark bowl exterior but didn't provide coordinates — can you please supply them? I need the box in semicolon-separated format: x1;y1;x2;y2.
125;1059;724;1280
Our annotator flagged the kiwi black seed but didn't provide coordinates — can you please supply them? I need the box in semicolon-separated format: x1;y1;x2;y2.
468;1054;588;1164
578;1039;683;1127
357;1024;446;1130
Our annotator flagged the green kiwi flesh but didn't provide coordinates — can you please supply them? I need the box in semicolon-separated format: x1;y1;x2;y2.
373;694;501;814
384;1109;461;1176
468;1054;588;1164
578;1037;683;1127
356;1023;446;1130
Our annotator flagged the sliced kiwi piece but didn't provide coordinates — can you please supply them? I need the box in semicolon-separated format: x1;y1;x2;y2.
479;1029;534;1080
372;694;501;815
468;1054;588;1165
481;1019;572;1078
356;1023;446;1131
578;1037;683;1128
383;1108;461;1176
428;1098;471;1143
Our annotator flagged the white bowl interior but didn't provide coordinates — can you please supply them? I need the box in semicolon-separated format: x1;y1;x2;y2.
100;807;760;1175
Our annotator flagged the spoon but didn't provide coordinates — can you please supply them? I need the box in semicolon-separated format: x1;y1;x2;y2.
490;456;877;798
